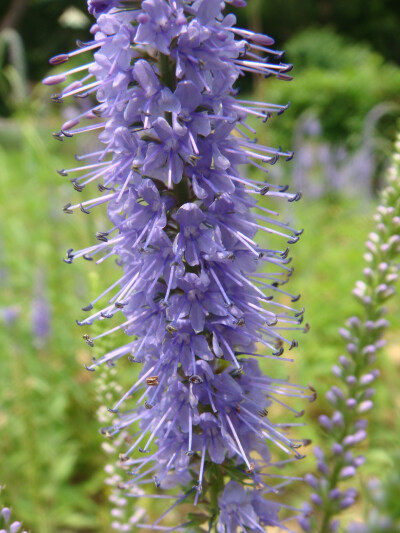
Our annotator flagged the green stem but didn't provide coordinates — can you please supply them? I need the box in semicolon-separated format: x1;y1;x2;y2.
159;52;175;91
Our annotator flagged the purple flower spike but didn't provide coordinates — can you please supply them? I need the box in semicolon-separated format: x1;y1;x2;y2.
46;0;306;529
300;135;400;532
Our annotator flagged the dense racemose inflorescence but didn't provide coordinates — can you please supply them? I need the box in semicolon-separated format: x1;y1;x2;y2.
45;0;312;529
299;135;400;533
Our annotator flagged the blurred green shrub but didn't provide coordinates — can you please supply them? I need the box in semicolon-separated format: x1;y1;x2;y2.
262;28;400;150
0;27;28;116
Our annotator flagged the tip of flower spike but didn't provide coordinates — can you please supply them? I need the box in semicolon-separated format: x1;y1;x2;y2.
43;73;67;86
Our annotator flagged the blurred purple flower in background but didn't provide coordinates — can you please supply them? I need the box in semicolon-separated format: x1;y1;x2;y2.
30;273;51;348
0;306;20;327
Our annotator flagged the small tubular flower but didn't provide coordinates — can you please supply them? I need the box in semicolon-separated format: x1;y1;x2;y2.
0;507;28;533
46;0;308;529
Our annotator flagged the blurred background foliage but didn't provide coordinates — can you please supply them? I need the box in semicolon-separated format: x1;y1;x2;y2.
0;0;399;532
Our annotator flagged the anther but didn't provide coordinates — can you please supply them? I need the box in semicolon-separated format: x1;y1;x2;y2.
98;183;113;192
144;401;153;409
288;192;302;202
166;324;177;334
258;408;269;417
295;307;305;318
51;93;63;103
272;347;284;356
145;376;160;387
57;169;68;176
262;112;272;123
73;182;85;192
138;447;151;454
80;204;91;215
246;462;255;474
279;184;289;192
189;375;203;384
82;304;93;312
107;407;119;413
304;323;310;333
95;232;109;242
291;294;301;303
83;334;94;347
289;340;298;350
287;236;299;244
309;384;317;402
63;202;73;214
286;151;294;161
49;54;69;65
84;364;95;372
259;185;270;195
